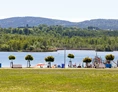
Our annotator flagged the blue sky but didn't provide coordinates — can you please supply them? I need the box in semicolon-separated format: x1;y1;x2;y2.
0;0;118;22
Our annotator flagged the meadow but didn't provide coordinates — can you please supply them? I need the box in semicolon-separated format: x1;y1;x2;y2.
0;68;118;92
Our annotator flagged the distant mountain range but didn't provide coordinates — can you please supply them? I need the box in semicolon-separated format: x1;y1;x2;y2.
0;16;118;30
78;19;118;30
0;17;76;28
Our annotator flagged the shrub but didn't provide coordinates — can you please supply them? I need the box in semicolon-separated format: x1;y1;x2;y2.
83;57;92;63
105;54;114;61
8;55;15;60
68;54;74;59
45;56;54;62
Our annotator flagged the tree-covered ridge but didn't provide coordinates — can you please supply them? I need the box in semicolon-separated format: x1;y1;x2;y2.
1;17;118;30
78;19;118;30
0;17;76;28
1;25;118;51
2;25;118;37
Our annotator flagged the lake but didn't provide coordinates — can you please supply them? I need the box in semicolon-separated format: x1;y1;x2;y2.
0;50;118;67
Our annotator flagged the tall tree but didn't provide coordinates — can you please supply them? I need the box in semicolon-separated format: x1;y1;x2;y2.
45;56;54;68
67;53;74;68
8;55;16;68
83;57;92;67
25;55;34;68
105;54;114;63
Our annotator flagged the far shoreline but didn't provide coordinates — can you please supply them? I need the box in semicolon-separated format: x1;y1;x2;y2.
0;48;115;52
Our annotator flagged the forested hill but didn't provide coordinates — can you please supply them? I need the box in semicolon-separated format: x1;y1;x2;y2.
1;17;118;30
0;17;76;28
78;19;118;30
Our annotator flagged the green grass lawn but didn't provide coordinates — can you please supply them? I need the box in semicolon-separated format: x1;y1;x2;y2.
0;68;118;92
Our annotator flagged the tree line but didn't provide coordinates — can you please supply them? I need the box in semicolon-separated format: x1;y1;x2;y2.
9;54;115;68
1;25;118;51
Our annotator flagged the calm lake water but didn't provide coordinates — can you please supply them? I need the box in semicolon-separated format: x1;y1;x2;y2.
0;50;118;67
